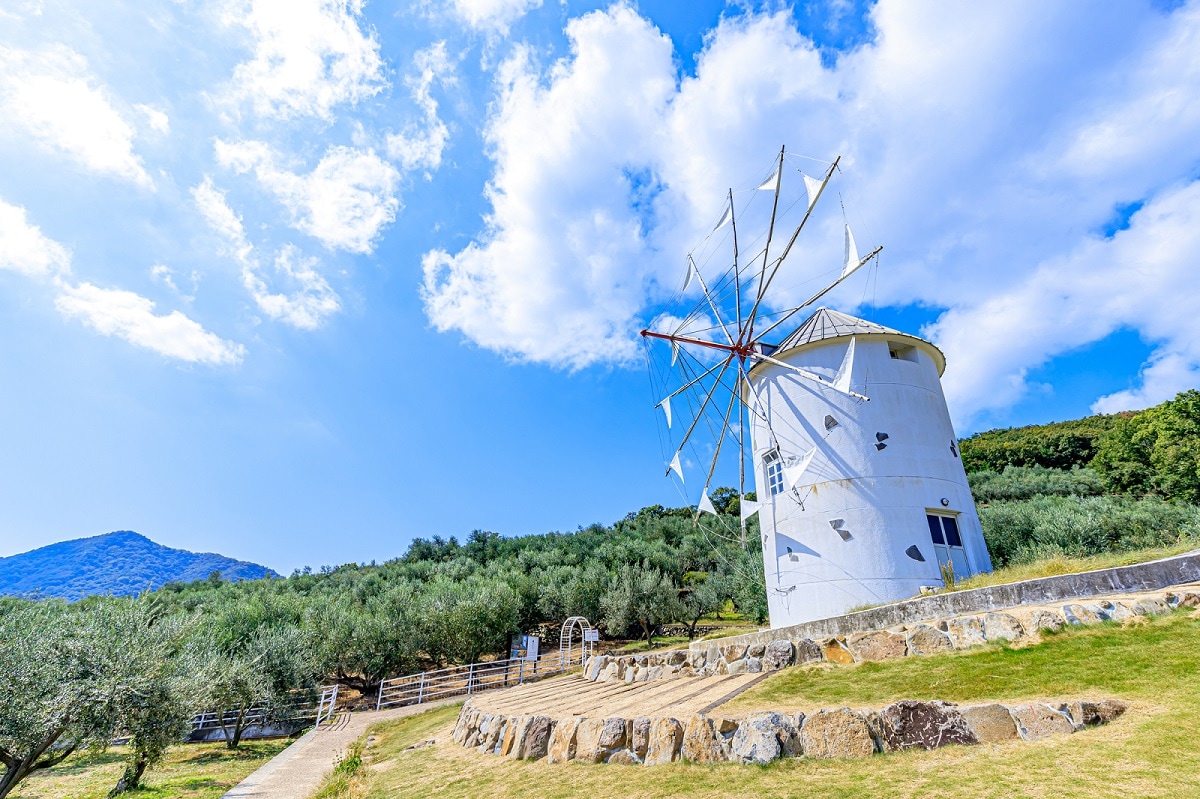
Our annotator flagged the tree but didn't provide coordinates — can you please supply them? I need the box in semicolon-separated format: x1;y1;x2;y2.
600;562;684;645
0;601;158;799
681;571;730;639
1094;390;1200;502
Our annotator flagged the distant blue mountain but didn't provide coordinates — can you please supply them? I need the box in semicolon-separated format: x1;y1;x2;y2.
0;531;278;600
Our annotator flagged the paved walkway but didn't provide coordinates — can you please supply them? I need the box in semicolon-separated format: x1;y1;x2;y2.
221;700;458;799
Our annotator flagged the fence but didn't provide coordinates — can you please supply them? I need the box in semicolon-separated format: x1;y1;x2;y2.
190;684;340;737
376;649;583;711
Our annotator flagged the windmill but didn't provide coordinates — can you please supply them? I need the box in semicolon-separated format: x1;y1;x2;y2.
641;147;991;627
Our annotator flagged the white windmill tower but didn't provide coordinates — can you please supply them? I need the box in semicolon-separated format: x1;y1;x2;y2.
642;148;991;628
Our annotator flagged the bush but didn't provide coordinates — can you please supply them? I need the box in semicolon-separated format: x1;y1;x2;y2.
980;494;1200;568
968;465;1104;503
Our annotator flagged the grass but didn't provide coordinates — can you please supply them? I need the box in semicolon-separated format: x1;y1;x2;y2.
347;610;1200;799
10;739;289;799
944;542;1199;593
845;542;1199;612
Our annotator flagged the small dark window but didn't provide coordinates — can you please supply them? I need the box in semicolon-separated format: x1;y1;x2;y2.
943;516;962;547
926;515;945;545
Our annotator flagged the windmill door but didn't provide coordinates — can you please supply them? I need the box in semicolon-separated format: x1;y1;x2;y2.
926;513;970;580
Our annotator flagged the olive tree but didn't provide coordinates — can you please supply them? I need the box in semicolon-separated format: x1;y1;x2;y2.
600;561;684;646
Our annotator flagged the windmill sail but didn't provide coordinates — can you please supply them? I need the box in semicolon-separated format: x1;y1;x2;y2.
843;224;860;278
803;174;823;211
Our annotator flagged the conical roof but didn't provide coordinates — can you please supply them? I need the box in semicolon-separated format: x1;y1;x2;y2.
774;307;900;350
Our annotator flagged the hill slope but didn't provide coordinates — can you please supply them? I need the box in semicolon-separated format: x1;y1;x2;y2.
0;531;277;600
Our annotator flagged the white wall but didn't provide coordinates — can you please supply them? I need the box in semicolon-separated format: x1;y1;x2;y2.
749;334;991;627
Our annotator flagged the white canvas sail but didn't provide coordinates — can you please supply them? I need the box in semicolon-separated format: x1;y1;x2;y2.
713;203;731;231
757;168;779;191
834;337;856;393
740;498;759;520
784;448;817;489
669;451;684;483
698;489;718;515
842;224;860;278
803;174;823;210
660;395;672;428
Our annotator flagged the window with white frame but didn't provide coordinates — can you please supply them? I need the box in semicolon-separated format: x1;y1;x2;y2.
764;450;785;496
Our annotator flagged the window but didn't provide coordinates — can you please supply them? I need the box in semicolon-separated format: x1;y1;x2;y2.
889;343;919;363
764;450;785;496
926;513;969;580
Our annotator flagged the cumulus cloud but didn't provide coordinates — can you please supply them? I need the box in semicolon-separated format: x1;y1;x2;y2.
221;0;386;121
446;0;543;34
386;41;454;173
0;45;151;185
0;198;71;277
423;0;1200;422
134;103;170;135
215;140;400;254
192;177;341;329
55;282;245;365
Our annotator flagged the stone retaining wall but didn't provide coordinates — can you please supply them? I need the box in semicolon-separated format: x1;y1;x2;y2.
582;585;1199;683
451;697;1127;765
694;550;1200;654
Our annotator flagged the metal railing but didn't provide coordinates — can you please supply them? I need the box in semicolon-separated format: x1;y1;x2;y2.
376;650;578;711
190;685;339;734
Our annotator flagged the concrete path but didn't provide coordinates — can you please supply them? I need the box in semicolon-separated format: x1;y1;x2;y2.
222;701;457;799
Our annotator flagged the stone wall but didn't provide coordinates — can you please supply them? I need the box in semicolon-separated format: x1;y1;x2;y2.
583;585;1198;683
451;697;1126;765
693;549;1200;654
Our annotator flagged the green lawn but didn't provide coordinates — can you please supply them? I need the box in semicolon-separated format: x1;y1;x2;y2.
10;739;290;799
343;610;1200;799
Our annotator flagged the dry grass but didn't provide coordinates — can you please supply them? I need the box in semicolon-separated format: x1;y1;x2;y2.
351;611;1200;799
944;543;1199;593
10;739;289;799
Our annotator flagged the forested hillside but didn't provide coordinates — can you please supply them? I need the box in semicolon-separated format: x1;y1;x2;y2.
0;531;277;600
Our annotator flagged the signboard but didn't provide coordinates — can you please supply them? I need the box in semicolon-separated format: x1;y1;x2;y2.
583;629;599;642
510;634;540;662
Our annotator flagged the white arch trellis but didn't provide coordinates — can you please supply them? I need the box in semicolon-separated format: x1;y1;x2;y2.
559;616;595;669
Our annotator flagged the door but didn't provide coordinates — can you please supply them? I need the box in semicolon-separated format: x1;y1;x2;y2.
926;513;970;581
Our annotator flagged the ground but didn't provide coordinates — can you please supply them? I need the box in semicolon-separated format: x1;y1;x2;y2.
332;610;1200;799
9;739;288;799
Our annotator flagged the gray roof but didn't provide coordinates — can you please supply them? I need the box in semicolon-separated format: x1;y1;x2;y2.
773;307;902;351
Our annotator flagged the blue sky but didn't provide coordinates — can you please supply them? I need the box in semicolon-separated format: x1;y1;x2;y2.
2;0;1198;573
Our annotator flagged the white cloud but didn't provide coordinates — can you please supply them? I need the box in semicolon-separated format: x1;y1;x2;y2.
422;0;1200;423
134;103;170;135
386;41;453;173
446;0;542;34
192;177;342;329
0;198;71;277
0;46;151;186
55;281;245;365
215;140;400;254
221;0;386;121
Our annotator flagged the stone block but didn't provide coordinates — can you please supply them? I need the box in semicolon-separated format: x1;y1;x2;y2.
982;612;1025;642
1025;610;1064;633
721;644;749;662
846;630;907;662
1105;602;1135;621
1133;599;1169;616
1062;603;1098;625
907;625;954;655
667;650;688;666
499;715;527;757
945;615;987;648
748;643;766;658
644;717;683;765
821;638;855;665
1179;592;1200;608
584;656;603;681
714;717;739;734
547;718;580;763
726;658;747;675
599;717;628;750
681;715;727;763
573;718;606;763
606;749;642;765
763;640;795;671
1009;703;1075;740
631;716;651;758
959;704;1018;743
794;638;823;664
880;700;975;750
729;711;800;765
746;657;763;673
798;708;876;758
518;716;554;760
1062;700;1127;728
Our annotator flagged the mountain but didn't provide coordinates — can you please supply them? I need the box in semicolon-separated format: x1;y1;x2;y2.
0;531;278;600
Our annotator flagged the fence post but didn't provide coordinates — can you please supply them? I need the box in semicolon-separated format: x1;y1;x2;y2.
417;673;426;705
467;663;475;695
518;658;525;685
376;679;385;712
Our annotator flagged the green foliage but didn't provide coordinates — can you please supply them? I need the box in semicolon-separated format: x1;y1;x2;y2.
979;494;1200;568
958;414;1125;473
967;465;1104;503
1093;389;1200;501
600;561;685;645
